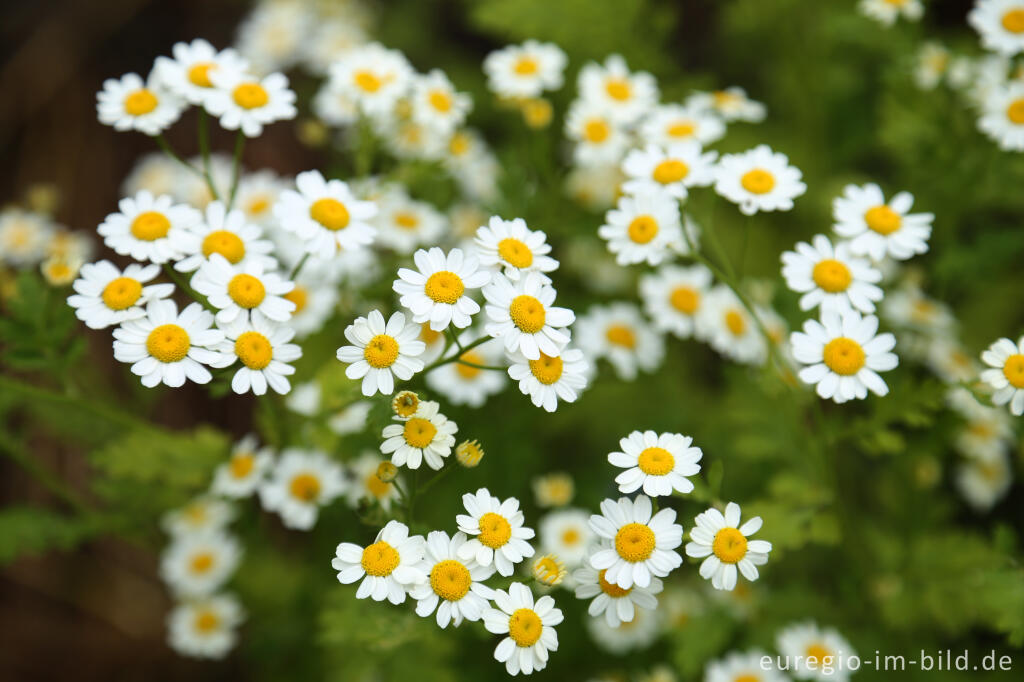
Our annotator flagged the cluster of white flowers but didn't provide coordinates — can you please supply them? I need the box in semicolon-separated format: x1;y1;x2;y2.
1;204;94;286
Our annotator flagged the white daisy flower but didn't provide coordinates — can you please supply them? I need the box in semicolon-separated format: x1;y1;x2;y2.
981;336;1024;415
232;170;283;229
586;605;663;654
790;310;898;403
621;142;718;200
456;488;536;576
970;0;1024;55
706;650;788;682
328;42;414;116
190;254;295;325
483;40;567;99
258;449;346;530
956;450;1013;511
332;520;426;604
112;300;225;388
179;153;233;208
507;347;589;413
97;190;200;263
564;162;625;212
859;0;923;26
121;152;184;200
832;182;933;261
926;338;979;384
67;260;173;329
565;100;630;167
233;0;311;75
167;593;244;660
532;473;575;508
381;399;458;470
639;264;713;339
914;42;951;90
410;530;496;628
687;87;767;123
608;431;702;497
160;531;241;597
394;247;491;331
697;286;767;366
0;209;55;266
574;550;663;627
577;54;659;125
444;129;501;202
948;388;1015;460
154;38;249;105
300;17;368;76
482;582;562;676
685;502;772;591
372;187;448;255
345;453;402;512
781;234;884;314
575;303;664;381
880;284;955;335
411;69;472;136
274;170;377;255
96;71;184;135
329;401;374;436
276;270;338;338
474;216;559;282
978;81;1024;151
204;69;296;137
173;200;277;273
539;508;594;567
776;622;857;682
161;497;235;539
212;312;301;395
336;310;425;396
639;103;726;147
598;189;683;266
714;144;807;216
312;78;359;127
426;333;507;408
211;434;274;499
588;495;683;589
483;272;574;360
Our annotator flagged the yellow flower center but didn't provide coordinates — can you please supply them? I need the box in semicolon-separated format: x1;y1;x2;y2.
187;62;215;88
424;271;465;304
522;98;553;128
812;258;853;293
364;471;391;498
146;324;190;363
393;390;420;417
289;473;321;502
235;331;273;369
354;70;383;92
627;215;659;244
823;337;866;376
529;353;563;385
184;503;207;524
514;56;539;75
429;559;472;601
477;512;512;548
101;277;143;310
310;198;350;231
1003;353;1024;388
229;453;254;479
393;211;419;229
712;527;748;563
194;609;220;633
449;132;471;156
376;461;398;482
227;273;266;309
189;552;214;574
360;540;400;577
637;447;675;476
363;334;399;369
124;88;158;116
740;169;775;194
456;350;485;379
713;90;740;107
403;417;437;449
605;78;632;101
247;196;271;216
605;323;636;348
232;82;269;109
805;643;832;665
283;286;307;313
583;119;610;143
201;230;246;263
734;676;760;682
725;309;746;336
667;121;695;138
508;608;543;647
670;285;700;314
561;528;581;546
534;555;564;585
497;238;534;268
614;522;656;562
1007;98;1024;124
130;211;171;241
864;205;901;235
1003;8;1024;33
509;294;546;333
456;440;485;466
598;568;632;597
652;159;689;184
428;89;452;113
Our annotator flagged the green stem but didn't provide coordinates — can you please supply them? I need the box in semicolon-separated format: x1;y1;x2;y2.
417;462;456;496
455;359;506;372
198;109;220;202
288;253;311;281
227;130;246;210
154;135;204;179
446;328;465;352
422;335;493;374
162;264;217;313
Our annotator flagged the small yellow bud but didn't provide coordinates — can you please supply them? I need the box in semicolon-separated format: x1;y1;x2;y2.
376;461;398;483
455;439;484;468
392;390;420;418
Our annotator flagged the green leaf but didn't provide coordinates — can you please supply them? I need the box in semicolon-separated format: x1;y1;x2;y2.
0;507;103;564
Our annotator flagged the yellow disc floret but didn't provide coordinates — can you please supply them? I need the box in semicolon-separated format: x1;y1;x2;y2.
711;527;748;563
364;334;399;368
235;331;273;370
583;119;610;143
424;271;465;304
740;169;775;195
725;309;746;336
627;215;659;244
227;273;266;309
812;258;853;293
614;522;656;562
670;286;700;314
188;62;215;88
189;552;214;574
283;286;307;314
823;337;866;376
509;294;547;334
1003;8;1024;33
428;90;453;113
430;559;472;601
403;417;437;449
508;608;543;647
130;211;171;241
147;324;190;363
477;512;512;549
637;447;675;476
124;89;158;116
102;277;143;310
652;159;689;184
1003;353;1024;388
310;198;350;231
605;323;636;348
598;568;632;597
229;453;254;479
605;78;632;101
392;390;420;417
529;353;564;385
289;473;321;502
194;609;220;633
864;205;901;235
455;439;485;467
1007;98;1024;124
232;82;269;109
498;238;534;268
361;540;400;577
456;350;485;379
202;230;246;263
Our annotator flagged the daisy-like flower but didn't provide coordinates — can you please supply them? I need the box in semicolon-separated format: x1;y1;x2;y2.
957;450;1013;511
483;272;574;360
373;188;447;255
621;142;718;200
927;338;979;384
161;497;235;539
173;200;277;273
970;0;1024;55
211;434;274;498
859;0;923;26
598;189;683;266
978;82;1024;151
574;550;663;627
455;439;485;468
160;531;241;597
781;234;884;315
426;333;507;408
915;42;951;90
258;449;346;530
345;453;402;512
790;310;898;403
948;388;1015;460
565;100;630;167
714;145;806;216
832;183;933;261
154;38;249;105
274;170;377;254
507;347;589;413
233;0;311;74
0;208;54;266
276;269;338;338
586;605;663;654
639;264;712;339
575;303;664;381
328;42;414;116
336;310;425;396
706;650;788;682
533;554;568;586
482;582;562;676
685;502;771;591
234;170;284;228
456;488;536;576
190;254;295;325
167;593;244;660
113;300;224;388
483;40;567;99
533;473;575;508
639;103;726;147
410;530;496;628
96;72;184;135
395;247;491;331
697;286;766;366
776;622;857;682
97;190;200;263
333;520;426;604
474;216;559;282
981;336;1024;415
411;69;471;136
687;87;767;123
212;313;301;395
381;399;458;470
67;260;173;329
564;163;625;212
539;508;593;567
577;54;659;124
608;431;702;497
588;495;683;589
204;69;296;137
